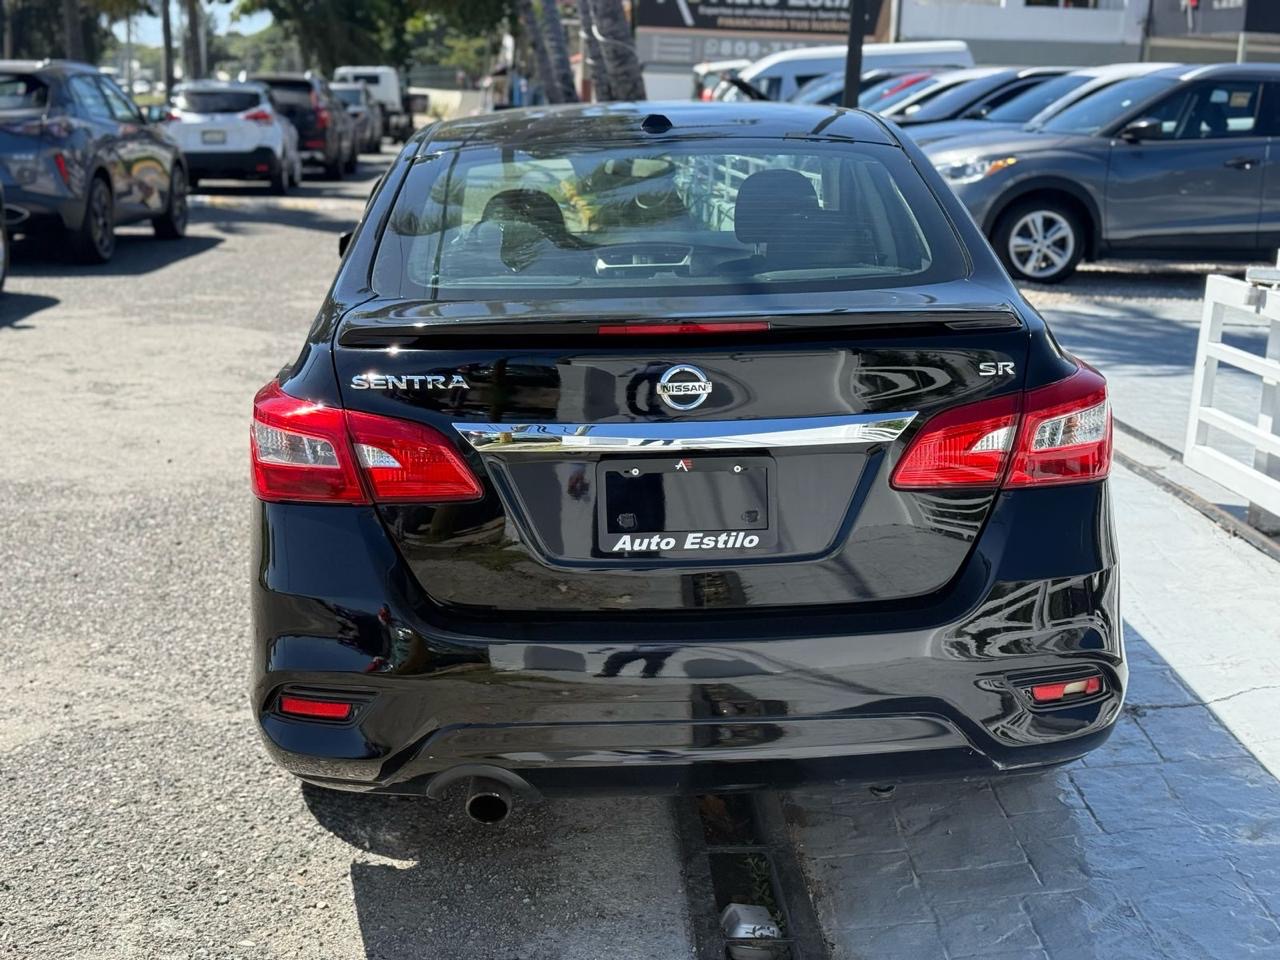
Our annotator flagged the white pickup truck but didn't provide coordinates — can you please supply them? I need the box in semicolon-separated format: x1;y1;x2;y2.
334;65;413;142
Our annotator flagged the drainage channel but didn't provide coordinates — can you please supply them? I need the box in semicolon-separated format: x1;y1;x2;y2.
675;792;832;960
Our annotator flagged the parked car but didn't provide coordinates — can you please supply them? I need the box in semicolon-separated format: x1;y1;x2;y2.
927;63;1280;283
244;71;355;179
331;81;382;153
0;59;187;264
792;68;938;108
718;40;973;102
882;67;1072;126
164;80;302;194
334;65;411;142
903;62;1179;147
248;101;1121;819
691;58;750;100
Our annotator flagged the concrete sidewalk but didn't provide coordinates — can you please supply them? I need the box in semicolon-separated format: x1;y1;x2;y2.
788;461;1280;959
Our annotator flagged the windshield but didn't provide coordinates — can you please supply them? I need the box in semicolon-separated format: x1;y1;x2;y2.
372;139;966;302
862;74;940;112
1039;75;1176;135
175;89;261;113
0;74;48;110
985;73;1088;123
794;74;843;105
333;87;363;106
900;75;1003;122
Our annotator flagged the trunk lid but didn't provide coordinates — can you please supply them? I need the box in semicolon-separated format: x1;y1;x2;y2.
334;307;1029;615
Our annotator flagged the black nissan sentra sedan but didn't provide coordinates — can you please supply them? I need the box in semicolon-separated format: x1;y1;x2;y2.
250;102;1120;822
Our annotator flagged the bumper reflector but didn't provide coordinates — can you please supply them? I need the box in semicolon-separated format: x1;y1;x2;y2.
1030;675;1102;704
278;695;353;720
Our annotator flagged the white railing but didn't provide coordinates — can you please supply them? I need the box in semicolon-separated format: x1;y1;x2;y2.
1184;270;1280;526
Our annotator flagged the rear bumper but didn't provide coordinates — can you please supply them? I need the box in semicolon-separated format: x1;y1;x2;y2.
184;147;279;180
3;183;82;232
251;482;1123;796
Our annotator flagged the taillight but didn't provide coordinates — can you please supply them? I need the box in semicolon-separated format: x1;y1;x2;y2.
53;152;71;185
250;381;482;504
241;108;273;125
311;89;329;129
1005;365;1111;487
891;363;1110;490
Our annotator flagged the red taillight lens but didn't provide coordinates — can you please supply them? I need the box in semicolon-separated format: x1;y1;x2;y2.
278;695;353;720
241;108;273;125
891;363;1110;491
1005;365;1111;487
250;381;482;504
347;410;483;503
53;152;71;185
891;393;1019;489
598;321;770;335
251;381;366;503
1030;675;1102;704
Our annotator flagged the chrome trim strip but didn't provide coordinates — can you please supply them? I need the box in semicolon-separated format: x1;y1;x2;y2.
453;412;917;453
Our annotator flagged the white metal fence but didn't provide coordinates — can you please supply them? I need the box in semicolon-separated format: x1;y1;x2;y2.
1185;270;1280;527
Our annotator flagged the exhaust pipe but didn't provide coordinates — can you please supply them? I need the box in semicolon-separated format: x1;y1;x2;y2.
464;777;513;824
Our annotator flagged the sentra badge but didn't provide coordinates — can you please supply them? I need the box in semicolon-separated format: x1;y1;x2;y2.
656;364;712;411
351;373;470;390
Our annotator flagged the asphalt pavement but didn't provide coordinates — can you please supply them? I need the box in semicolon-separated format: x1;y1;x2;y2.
0;157;694;960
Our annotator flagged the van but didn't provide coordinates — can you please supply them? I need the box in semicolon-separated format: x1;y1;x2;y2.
721;40;974;102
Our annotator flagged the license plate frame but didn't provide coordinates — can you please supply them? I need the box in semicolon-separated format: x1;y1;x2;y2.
201;129;227;144
596;455;778;557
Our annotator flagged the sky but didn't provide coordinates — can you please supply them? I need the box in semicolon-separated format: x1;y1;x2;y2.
111;5;274;47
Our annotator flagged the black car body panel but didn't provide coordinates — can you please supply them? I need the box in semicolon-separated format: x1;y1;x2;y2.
250;102;1123;798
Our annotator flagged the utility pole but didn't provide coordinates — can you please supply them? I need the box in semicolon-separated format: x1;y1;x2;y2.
841;0;865;108
161;0;175;99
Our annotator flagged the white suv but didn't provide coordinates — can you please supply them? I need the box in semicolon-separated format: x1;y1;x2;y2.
165;81;303;194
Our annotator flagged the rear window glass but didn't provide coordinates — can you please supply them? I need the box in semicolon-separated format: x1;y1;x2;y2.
372;139;966;302
0;74;48;110
175;90;261;113
256;80;313;107
333;87;363;106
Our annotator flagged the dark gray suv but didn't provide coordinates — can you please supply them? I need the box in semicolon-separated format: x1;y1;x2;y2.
925;64;1280;283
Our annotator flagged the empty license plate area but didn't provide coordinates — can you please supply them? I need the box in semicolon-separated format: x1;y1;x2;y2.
597;456;777;557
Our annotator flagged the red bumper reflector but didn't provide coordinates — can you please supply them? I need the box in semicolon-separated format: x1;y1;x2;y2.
598;322;770;335
279;695;353;720
1030;675;1102;704
303;138;325;149
255;163;270;172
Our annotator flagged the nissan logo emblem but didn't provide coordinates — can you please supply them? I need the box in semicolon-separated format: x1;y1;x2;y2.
656;364;713;411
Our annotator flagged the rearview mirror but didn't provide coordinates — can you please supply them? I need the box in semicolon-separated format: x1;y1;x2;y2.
338;230;353;257
1119;117;1163;142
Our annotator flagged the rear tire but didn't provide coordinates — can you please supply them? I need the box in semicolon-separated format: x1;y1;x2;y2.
992;199;1083;285
325;151;344;180
0;225;9;293
270;159;289;196
71;175;115;264
343;142;357;174
152;165;188;239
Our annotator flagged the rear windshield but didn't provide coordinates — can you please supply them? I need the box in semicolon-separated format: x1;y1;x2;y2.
371;138;966;302
175;90;261;113
255;80;313;107
333;87;363;106
0;74;48;110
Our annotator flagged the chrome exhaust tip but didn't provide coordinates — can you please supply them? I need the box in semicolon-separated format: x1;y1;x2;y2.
464;777;513;824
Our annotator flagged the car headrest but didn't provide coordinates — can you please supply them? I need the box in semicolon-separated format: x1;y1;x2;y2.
734;169;820;244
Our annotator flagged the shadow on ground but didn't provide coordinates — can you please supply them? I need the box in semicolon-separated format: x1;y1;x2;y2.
0;290;60;330
302;785;693;960
10;232;224;279
787;623;1280;960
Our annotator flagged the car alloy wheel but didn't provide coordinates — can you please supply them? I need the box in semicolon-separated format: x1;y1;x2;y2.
90;179;114;259
1007;210;1076;282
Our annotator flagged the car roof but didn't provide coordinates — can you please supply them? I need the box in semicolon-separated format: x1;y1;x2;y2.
1179;62;1280;81
746;40;971;72
421;101;898;151
178;79;266;92
1074;61;1179;81
0;58;99;76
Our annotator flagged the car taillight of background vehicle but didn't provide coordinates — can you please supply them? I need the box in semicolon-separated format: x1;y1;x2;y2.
241;108;273;125
891;363;1111;490
250;381;482;504
310;89;330;129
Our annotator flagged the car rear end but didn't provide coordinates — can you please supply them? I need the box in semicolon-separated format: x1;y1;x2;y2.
166;85;284;182
0;67;83;234
249;106;1122;800
252;76;331;165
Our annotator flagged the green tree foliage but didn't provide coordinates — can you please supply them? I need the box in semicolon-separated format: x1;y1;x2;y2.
4;0;152;63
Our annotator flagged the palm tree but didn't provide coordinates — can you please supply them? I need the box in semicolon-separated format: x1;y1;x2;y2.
575;0;610;101
515;0;560;103
540;0;579;103
588;0;644;101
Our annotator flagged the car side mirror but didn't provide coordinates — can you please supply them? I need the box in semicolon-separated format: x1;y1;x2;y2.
1119;117;1163;142
338;230;353;257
